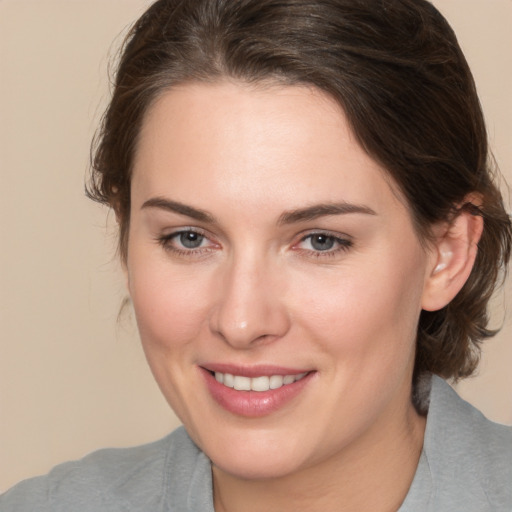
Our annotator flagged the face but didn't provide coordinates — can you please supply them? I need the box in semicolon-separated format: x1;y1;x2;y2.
127;82;435;480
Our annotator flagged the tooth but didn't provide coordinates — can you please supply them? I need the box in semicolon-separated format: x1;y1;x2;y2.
283;375;295;385
269;375;284;389
224;373;234;388
217;372;308;391
251;376;270;392
234;376;251;391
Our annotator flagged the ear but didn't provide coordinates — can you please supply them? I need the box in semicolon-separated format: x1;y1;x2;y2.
421;205;483;312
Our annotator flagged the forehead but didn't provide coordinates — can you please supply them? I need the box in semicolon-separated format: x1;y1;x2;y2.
131;81;407;219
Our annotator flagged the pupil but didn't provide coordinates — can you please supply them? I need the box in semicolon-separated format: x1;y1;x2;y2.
311;234;334;251
180;232;203;249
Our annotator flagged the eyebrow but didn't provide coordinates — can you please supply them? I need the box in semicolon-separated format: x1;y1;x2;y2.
141;197;376;225
141;197;215;223
278;202;376;225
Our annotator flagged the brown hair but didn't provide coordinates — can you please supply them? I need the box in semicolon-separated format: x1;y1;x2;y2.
88;0;512;381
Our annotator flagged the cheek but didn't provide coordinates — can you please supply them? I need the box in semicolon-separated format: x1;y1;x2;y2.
127;254;213;354
292;252;426;365
126;256;215;424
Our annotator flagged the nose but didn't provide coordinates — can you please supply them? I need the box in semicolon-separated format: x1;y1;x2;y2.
209;254;291;349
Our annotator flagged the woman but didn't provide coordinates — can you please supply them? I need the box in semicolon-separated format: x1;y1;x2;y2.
1;0;511;510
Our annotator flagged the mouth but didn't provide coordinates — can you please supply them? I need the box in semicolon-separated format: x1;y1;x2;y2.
212;371;308;392
200;365;315;417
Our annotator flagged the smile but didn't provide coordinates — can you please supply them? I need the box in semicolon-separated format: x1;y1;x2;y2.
203;367;315;417
214;372;308;392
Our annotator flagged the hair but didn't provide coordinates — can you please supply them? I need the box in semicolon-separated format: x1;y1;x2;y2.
88;0;512;382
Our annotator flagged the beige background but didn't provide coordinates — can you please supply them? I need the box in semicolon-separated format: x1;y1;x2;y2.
1;0;511;491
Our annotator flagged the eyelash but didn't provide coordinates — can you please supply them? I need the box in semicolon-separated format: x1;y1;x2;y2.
157;228;216;257
156;229;353;259
294;232;353;258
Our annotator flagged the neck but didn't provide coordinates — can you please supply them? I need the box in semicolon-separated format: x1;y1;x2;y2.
213;399;426;512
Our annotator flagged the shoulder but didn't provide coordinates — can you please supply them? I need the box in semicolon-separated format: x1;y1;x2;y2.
426;376;512;511
0;427;205;512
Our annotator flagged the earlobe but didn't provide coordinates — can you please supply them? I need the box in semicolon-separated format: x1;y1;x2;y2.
421;206;483;312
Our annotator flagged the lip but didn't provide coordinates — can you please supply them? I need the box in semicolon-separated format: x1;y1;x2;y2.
201;363;311;378
199;365;315;418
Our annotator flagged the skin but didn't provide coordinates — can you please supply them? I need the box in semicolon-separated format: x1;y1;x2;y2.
125;81;478;511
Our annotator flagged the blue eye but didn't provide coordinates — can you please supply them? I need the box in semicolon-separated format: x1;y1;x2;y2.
297;232;352;255
157;229;212;254
178;231;205;249
308;234;336;251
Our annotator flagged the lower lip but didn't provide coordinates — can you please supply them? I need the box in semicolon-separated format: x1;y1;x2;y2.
200;368;314;418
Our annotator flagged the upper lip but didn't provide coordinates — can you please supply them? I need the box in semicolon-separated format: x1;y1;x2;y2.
200;363;313;377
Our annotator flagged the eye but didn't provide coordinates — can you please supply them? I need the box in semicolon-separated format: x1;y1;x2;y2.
157;228;217;255
177;231;206;249
295;232;352;255
307;234;336;251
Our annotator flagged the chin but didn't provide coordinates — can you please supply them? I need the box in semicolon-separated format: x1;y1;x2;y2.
197;426;316;481
213;451;306;481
